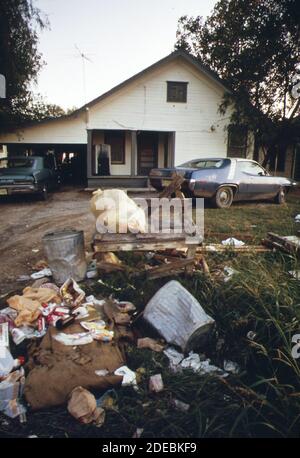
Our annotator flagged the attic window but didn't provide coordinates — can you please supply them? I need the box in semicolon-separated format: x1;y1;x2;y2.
167;81;188;103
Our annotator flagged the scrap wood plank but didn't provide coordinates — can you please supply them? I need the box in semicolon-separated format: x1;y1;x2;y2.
159;172;184;198
262;232;300;255
92;231;193;252
132;257;197;280
93;240;191;253
197;244;270;253
93;230;269;254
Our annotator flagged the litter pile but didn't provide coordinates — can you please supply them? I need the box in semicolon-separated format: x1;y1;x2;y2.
0;270;240;428
0;188;245;432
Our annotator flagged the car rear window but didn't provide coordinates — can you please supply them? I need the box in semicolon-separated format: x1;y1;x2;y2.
179;159;224;169
0;158;34;168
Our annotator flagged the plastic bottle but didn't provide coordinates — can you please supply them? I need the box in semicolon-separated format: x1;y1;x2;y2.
0;347;24;379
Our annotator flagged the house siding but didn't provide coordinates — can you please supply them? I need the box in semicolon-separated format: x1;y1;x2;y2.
88;58;232;164
0;113;87;144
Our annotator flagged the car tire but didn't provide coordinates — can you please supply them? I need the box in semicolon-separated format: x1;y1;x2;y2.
40;185;48;201
274;187;286;204
212;187;234;209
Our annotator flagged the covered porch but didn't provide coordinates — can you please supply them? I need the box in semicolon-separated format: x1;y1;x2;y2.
87;129;175;188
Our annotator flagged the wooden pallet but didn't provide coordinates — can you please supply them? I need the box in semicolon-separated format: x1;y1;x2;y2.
93;232;200;256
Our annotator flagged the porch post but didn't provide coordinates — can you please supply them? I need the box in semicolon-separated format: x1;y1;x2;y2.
87;130;92;178
131;131;137;176
168;132;175;167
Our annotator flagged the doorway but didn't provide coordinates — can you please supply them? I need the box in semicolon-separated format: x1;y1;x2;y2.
137;132;158;175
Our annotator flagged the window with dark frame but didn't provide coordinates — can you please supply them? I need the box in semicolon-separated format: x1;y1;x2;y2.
167;81;188;103
104;131;125;164
227;125;248;158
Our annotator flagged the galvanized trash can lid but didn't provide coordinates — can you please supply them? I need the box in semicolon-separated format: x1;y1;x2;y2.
43;229;84;241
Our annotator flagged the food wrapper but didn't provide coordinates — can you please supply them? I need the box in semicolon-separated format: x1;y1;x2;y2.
60;278;85;308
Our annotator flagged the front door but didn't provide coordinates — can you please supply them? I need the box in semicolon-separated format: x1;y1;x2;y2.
137;132;158;175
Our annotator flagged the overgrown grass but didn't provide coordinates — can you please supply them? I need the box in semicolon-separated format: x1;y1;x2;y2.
81;251;300;438
203;192;300;244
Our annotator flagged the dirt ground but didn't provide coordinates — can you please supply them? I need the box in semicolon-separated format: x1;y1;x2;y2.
0;186;299;297
0;187;95;296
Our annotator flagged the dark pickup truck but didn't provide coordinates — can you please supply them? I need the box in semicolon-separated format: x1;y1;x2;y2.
0;155;60;200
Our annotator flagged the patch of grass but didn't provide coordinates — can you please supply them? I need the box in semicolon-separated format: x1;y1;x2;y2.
203;191;300;244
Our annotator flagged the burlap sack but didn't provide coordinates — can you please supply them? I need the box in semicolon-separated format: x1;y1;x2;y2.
24;323;124;410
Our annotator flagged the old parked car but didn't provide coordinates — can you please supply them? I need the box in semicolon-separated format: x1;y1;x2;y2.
149;157;297;208
0;155;60;200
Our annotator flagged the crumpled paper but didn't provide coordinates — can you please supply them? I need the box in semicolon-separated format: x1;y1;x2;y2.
67;386;105;426
114;365;137;387
221;237;245;247
7;286;60;327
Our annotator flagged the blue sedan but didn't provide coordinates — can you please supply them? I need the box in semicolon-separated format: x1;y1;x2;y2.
149;157;297;208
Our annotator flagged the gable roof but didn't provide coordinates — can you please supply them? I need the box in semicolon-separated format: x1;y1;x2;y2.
74;49;231;115
6;50;231;131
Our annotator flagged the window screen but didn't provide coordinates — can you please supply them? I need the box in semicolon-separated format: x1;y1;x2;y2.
167;81;188;103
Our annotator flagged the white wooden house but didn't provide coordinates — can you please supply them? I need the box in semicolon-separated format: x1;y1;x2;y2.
0;50;260;187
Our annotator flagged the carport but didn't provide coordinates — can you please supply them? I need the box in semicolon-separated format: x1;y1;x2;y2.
5;143;87;186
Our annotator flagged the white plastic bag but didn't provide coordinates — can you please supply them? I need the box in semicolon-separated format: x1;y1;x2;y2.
91;189;146;234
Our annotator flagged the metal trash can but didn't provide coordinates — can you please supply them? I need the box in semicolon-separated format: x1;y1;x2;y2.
42;229;87;284
143;280;215;352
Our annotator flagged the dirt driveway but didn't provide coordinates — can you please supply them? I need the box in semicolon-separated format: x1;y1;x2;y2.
0;188;94;296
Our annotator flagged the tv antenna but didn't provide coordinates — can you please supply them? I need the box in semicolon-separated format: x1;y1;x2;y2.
74;44;93;104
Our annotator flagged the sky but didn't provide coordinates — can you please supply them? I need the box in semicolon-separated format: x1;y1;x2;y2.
35;0;217;110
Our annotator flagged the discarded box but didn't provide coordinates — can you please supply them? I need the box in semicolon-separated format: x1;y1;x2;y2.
143;280;215;352
0;368;26;419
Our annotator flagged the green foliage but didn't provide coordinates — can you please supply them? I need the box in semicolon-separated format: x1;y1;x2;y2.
176;0;300;164
0;0;70;130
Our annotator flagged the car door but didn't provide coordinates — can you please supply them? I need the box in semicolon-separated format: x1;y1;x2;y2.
235;160;278;200
240;161;278;200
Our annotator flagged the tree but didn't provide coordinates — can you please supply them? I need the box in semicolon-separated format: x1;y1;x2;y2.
0;0;69;130
176;0;300;166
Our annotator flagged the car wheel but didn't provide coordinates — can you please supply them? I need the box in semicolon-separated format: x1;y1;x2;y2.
212;187;234;209
40;184;48;201
275;187;286;204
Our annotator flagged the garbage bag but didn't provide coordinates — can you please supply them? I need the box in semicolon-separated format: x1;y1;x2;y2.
91;189;146;234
